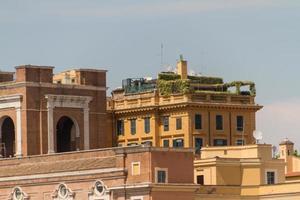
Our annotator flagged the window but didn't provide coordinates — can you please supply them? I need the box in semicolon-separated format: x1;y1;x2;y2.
163;139;170;147
237;116;244;131
130;119;136;135
195;114;202;130
155;168;168;183
216;115;223;130
197;175;204;185
213;139;227;146
144;117;150;133
127;143;138;146
117;120;124;136
266;171;275;185
163;116;169;131
236;139;244;146
141;141;152;146
176;117;182;130
195;138;203;152
132;162;140;176
173;138;184;148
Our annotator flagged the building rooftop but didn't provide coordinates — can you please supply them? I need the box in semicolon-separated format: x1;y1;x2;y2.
113;56;256;97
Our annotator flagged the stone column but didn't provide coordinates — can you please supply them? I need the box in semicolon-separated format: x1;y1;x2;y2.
83;106;90;150
15;106;22;157
47;103;55;154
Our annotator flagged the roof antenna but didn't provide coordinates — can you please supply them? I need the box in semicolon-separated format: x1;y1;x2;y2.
161;43;164;68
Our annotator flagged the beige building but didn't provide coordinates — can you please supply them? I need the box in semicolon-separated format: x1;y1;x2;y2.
194;143;300;199
109;56;262;150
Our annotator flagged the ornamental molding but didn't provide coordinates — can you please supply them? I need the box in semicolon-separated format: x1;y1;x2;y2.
0;94;22;109
45;94;92;109
8;187;29;200
52;184;75;200
88;181;110;200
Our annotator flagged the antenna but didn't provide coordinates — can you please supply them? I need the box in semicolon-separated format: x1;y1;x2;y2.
253;130;263;144
160;43;164;68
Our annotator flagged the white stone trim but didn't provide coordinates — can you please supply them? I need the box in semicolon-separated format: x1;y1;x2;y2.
45;94;92;153
154;167;168;183
0;94;23;157
130;196;144;200
0;168;123;182
131;162;141;176
8;186;29;200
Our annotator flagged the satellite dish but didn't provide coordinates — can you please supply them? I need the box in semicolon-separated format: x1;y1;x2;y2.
253;130;263;144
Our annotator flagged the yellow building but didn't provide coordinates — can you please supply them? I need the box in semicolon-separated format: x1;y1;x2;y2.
194;143;300;200
109;56;262;149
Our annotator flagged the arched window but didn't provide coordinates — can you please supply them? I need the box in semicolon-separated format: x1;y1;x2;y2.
0;117;15;158
56;116;79;153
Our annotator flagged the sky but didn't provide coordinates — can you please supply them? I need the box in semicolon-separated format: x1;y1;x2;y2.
1;0;300;149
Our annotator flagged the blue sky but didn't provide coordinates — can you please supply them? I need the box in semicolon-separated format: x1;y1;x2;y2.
1;0;300;148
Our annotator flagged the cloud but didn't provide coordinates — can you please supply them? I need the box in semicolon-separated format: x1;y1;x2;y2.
257;98;300;149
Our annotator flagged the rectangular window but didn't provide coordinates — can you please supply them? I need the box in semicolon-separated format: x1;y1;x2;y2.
163;139;170;147
197;175;204;185
156;170;167;183
141;141;153;146
267;171;275;185
130;119;136;135
144;117;150;134
132;162;140;176
216;115;223;130
213;139;227;146
163;116;169;131
237;116;244;131
117;119;124;136
127;143;138;146
195;114;202;130
195;138;203;152
236;139;244;146
173;138;184;148
176;117;182;130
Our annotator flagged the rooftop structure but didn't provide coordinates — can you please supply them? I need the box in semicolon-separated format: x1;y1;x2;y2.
109;57;262;149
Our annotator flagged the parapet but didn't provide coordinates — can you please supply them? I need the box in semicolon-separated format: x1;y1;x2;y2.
15;65;54;83
0;71;14;82
53;68;107;87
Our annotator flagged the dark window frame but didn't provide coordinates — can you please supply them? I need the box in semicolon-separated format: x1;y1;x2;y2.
130;119;136;135
216;115;223;130
117;119;124;136
163;116;169;132
144;117;151;134
236;115;244;132
195;114;202;130
173;138;184;148
176;117;182;130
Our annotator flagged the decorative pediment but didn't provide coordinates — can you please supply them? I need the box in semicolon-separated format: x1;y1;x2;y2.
8;187;29;200
88;181;110;200
52;184;75;200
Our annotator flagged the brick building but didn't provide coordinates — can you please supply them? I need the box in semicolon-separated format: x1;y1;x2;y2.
0;65;111;157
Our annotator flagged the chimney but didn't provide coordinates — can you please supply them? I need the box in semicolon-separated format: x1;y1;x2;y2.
177;55;188;79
